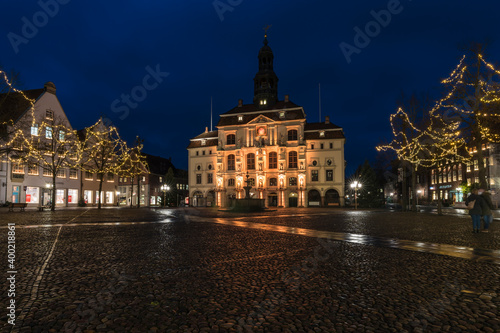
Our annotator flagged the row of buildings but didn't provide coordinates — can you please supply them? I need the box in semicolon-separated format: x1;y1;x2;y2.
0;82;188;208
384;143;500;206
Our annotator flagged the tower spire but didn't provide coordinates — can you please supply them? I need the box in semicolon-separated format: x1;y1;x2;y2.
253;28;278;108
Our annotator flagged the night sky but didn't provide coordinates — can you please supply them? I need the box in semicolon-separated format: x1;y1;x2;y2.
1;0;499;176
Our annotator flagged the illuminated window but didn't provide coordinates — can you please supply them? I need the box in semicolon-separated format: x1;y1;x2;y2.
279;111;285;119
289;177;297;186
260;99;267;105
288;151;297;168
238;115;243;122
269;152;277;169
46;110;54;120
247;153;255;170
12;162;24;174
59;131;65;141
46;127;52;139
473;160;478;171
201;140;206;146
227;134;235;145
227;154;235;170
43;167;52;177
31;124;39;136
107;173;114;182
319;131;325;137
57;169;65;178
27;164;38;175
69;169;78;179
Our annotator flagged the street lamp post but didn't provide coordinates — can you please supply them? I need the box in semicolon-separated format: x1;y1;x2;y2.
350;181;362;209
161;184;170;208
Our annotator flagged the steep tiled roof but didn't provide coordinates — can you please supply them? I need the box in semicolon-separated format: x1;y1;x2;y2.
217;109;305;127
187;139;218;149
192;130;218;140
304;131;345;140
143;153;176;175
221;100;301;115
0;89;45;123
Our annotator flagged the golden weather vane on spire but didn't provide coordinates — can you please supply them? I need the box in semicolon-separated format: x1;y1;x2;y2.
263;25;272;37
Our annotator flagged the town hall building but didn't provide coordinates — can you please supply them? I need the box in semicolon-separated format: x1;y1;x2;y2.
187;35;346;208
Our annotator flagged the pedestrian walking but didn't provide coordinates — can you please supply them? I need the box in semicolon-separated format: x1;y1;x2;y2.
480;190;494;233
465;189;484;233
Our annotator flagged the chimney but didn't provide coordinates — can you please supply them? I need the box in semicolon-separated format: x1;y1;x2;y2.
44;82;56;94
325;116;330;124
205;127;208;133
238;99;243;107
284;94;289;102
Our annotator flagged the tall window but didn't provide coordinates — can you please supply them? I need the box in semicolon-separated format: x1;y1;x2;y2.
288;129;298;141
12;162;24;174
228;179;235;187
326;170;333;181
85;171;93;180
289;177;297;186
46;126;52;139
207;173;213;184
227;134;236;145
45;109;54;120
31;124;39;136
107;173;114;182
311;170;319;181
69;169;78;179
268;152;277;169
196;174;202;184
227;154;235;170
288;151;298;169
269;178;277;186
247;153;255;170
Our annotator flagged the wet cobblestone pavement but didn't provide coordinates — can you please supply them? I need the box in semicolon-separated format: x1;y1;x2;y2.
0;207;499;332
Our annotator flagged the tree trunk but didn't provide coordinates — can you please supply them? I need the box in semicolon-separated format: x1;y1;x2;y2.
475;141;488;189
137;175;141;208
401;164;407;212
130;176;134;208
51;174;56;211
79;168;83;204
437;187;442;216
98;173;103;209
411;165;417;212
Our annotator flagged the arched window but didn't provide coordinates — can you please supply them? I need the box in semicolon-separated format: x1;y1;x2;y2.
268;152;277;169
288;151;298;169
227;134;235;145
227;154;235;171
288;129;298;141
247;153;255;170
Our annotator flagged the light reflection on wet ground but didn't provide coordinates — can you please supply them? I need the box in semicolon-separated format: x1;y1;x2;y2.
202;217;500;265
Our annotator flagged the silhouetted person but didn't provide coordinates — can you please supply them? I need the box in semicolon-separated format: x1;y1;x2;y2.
466;188;484;233
480;190;494;233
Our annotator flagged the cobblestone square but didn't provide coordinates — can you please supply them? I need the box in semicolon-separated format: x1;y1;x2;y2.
1;207;499;332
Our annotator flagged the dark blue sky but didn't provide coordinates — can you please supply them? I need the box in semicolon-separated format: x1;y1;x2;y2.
1;0;499;175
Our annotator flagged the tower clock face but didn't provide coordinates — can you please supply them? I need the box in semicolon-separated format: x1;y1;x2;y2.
257;127;266;136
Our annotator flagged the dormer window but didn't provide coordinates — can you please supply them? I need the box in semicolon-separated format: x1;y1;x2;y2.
238;115;243;122
201;139;206;146
46;109;54;120
279;111;285;119
260;99;267;105
319;131;325;137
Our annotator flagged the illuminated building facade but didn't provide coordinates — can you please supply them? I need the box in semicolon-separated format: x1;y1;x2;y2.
188;36;345;208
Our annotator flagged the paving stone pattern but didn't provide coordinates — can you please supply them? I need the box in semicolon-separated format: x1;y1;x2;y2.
0;208;498;332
